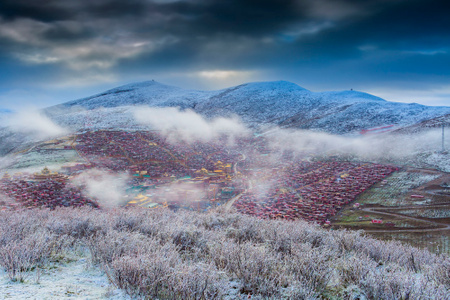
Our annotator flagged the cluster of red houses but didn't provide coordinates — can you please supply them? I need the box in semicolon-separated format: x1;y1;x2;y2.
234;161;397;223
0;178;98;210
75;130;240;178
0;130;402;222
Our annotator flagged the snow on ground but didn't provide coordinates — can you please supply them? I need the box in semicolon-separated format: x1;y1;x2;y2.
420;151;450;172
0;254;129;300
5;149;84;174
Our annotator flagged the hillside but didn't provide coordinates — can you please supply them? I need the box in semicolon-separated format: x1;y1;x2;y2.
0;80;449;157
0;208;448;299
392;113;450;135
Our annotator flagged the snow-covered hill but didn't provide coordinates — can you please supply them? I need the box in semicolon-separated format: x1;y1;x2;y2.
59;81;202;110
47;80;450;135
0;80;449;157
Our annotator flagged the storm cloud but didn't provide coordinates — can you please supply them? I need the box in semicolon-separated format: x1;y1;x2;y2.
0;0;449;108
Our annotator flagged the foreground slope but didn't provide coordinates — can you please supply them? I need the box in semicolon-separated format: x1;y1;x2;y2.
0;208;448;299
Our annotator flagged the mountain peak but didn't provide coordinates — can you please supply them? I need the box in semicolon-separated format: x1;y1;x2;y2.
238;80;309;92
107;80;180;92
321;90;387;102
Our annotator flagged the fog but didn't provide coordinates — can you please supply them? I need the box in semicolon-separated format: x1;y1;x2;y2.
133;106;448;171
6;108;68;140
265;127;448;161
133;106;249;144
145;181;208;206
70;169;130;208
0;156;15;172
132;106;448;162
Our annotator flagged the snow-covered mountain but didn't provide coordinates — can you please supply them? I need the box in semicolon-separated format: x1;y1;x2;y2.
47;80;450;134
59;80;202;110
1;80;449;171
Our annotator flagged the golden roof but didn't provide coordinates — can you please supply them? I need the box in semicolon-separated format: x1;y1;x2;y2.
33;167;65;179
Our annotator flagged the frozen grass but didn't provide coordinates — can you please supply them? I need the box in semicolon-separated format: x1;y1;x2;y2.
357;171;439;206
0;207;449;299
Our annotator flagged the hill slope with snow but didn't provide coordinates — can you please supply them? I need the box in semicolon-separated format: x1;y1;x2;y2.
0;80;449;170
1;80;449;156
47;80;450;135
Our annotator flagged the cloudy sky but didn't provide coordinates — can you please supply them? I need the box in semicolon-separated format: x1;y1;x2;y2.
0;0;449;110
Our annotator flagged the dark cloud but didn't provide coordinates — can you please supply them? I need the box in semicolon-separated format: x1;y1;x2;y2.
0;0;449;107
0;0;73;22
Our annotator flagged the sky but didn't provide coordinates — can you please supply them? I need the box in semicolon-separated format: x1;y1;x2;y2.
0;0;449;110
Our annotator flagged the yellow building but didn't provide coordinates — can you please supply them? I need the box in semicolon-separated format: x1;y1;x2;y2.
1;172;11;181
33;167;67;182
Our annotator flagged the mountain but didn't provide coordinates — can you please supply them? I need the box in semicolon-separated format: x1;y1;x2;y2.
59;81;202;110
1;80;449;171
46;80;450;134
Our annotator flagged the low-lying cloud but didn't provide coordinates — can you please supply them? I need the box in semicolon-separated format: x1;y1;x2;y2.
133;106;250;143
266;127;448;161
70;169;129;208
6;108;68;140
146;181;207;206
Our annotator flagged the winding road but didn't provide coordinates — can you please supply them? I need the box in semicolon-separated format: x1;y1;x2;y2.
224;154;247;212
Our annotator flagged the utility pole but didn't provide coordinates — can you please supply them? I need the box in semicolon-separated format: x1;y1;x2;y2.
442;124;446;152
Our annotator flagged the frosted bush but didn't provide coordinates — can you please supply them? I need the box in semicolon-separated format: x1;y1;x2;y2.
88;230;150;264
288;246;333;293
336;253;376;285
0;230;56;282
168;262;228;300
108;242;180;298
0;207;448;299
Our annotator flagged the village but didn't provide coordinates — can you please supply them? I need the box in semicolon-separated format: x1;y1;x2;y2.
0;168;99;210
0;129;403;226
234;161;397;223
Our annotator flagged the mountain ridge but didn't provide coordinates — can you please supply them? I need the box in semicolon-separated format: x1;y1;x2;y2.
46;80;450;135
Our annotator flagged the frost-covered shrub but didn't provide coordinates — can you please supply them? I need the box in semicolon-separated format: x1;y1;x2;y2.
171;227;208;253
225;216;265;244
87;230;149;264
0;210;46;245
168;262;228;300
288;245;334;293
360;266;421;300
211;241;288;297
198;213;229;231
136;208;176;239
108;242;180;298
285;280;320;300
336;253;376;285
423;255;450;288
45;207;104;240
0;230;56;282
112;209;143;232
0;207;448;299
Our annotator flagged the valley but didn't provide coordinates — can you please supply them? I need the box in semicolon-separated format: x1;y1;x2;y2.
1;128;448;254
